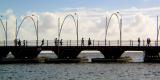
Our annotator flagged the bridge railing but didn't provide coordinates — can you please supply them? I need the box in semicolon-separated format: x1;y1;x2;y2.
0;40;158;46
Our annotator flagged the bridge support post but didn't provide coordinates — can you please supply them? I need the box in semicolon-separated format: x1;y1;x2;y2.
53;47;81;59
91;47;125;62
0;47;9;60
91;48;124;62
144;49;160;62
11;47;41;59
100;49;124;59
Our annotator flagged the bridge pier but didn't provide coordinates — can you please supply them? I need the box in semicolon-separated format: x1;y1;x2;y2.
92;48;124;62
144;48;160;62
0;47;10;60
11;47;41;59
100;48;124;59
53;47;81;59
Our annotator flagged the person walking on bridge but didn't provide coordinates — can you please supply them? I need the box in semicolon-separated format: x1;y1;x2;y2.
138;37;140;46
81;37;84;46
26;40;28;46
54;38;58;46
60;39;63;46
147;38;151;46
18;39;21;46
23;40;26;46
88;38;91;46
14;39;17;46
41;39;44;46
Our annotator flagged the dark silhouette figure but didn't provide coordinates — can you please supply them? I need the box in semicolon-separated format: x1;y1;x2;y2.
23;40;25;46
18;39;21;46
41;39;44;46
138;37;140;46
26;41;28;46
88;38;91;46
54;38;58;46
14;39;17;46
147;38;151;46
60;39;63;46
81;37;84;46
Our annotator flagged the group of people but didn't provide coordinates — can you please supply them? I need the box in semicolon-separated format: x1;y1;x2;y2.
81;37;92;46
138;37;151;46
54;38;63;46
14;38;63;46
14;37;152;46
14;39;27;46
53;37;92;46
14;39;45;46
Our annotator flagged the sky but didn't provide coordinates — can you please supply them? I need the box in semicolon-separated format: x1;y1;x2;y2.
0;0;160;16
0;0;160;44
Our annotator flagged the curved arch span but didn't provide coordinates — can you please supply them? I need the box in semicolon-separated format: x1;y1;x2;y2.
16;16;38;41
105;13;122;46
59;14;78;46
0;18;7;46
0;18;7;37
0;19;6;35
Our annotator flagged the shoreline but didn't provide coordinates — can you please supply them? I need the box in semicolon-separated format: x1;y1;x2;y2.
0;57;160;64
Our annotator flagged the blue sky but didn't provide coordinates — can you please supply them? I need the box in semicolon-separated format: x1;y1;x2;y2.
0;0;160;40
0;0;160;16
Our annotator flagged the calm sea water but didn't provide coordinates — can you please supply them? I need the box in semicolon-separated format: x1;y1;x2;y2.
0;51;159;80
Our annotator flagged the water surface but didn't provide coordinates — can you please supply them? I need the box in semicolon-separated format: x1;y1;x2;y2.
1;51;158;80
0;63;160;80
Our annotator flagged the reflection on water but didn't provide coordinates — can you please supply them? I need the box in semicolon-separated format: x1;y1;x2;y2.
122;51;144;62
2;51;158;80
78;51;104;62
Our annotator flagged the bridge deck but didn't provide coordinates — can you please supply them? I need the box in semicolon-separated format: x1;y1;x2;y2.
0;40;159;61
0;46;159;52
0;40;159;47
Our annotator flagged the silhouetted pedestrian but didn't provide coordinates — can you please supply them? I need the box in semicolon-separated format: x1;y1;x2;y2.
88;38;91;46
147;38;151;46
18;39;21;46
54;38;58;46
14;39;17;46
23;40;25;46
26;40;28;46
138;37;140;46
60;39;63;46
81;37;84;46
41;39;44;46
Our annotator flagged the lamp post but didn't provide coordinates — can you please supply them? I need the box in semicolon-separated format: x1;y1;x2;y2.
105;17;108;46
58;17;60;46
32;15;39;46
15;19;17;46
157;16;159;46
75;13;79;46
116;12;122;46
57;17;60;57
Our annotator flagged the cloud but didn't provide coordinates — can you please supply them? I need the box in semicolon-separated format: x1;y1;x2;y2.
0;6;160;45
